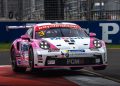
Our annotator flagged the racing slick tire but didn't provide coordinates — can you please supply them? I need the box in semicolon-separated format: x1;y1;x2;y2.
29;47;43;72
92;65;106;70
70;67;83;70
11;48;26;73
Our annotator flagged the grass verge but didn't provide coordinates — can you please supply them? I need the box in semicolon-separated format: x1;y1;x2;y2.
106;44;120;49
0;43;11;50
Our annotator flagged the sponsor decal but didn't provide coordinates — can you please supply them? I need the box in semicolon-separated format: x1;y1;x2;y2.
64;39;69;42
47;60;55;65
66;59;84;65
17;57;28;65
35;24;80;31
96;58;100;63
68;50;94;57
69;50;85;52
21;44;29;51
70;40;75;42
50;37;61;40
65;53;69;57
61;50;88;58
61;51;65;58
61;50;69;58
17;60;21;64
50;37;80;40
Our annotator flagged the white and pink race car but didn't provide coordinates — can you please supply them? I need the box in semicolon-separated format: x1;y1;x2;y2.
10;22;107;72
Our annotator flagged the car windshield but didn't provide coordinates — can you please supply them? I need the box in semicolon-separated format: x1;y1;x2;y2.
35;28;88;39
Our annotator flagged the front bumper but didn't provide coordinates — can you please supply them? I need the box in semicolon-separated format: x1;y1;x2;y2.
45;55;103;66
36;48;106;57
34;48;107;67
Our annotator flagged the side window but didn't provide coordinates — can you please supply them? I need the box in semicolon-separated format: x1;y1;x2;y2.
26;28;33;38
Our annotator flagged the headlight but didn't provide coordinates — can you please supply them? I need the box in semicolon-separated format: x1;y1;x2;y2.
93;40;102;48
40;41;50;49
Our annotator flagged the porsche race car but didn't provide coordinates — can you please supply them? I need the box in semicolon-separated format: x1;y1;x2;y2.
9;22;107;72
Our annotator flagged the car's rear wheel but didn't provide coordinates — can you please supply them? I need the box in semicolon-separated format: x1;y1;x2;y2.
11;48;26;73
29;47;42;72
70;67;83;70
92;65;106;70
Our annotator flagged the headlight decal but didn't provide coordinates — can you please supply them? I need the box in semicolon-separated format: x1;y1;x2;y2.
93;40;102;48
40;41;50;49
39;40;59;51
90;38;102;49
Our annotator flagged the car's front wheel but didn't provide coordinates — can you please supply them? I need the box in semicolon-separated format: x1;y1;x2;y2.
11;48;26;73
29;47;42;72
92;65;106;70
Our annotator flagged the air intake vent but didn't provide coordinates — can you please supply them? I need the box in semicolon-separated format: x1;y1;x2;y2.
69;43;74;45
83;44;88;45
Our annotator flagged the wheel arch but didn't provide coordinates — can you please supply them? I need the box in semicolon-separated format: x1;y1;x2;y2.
10;44;15;53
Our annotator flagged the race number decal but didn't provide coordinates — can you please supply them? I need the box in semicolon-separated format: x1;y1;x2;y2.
38;31;45;36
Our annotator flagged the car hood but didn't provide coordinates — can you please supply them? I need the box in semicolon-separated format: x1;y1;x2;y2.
41;37;90;50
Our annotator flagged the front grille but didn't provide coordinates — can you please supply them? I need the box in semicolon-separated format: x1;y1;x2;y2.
45;55;102;66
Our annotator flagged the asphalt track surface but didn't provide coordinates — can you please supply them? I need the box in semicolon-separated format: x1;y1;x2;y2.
91;49;120;80
0;49;120;86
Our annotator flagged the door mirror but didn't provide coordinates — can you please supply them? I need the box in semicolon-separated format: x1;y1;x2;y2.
21;35;30;41
89;32;96;37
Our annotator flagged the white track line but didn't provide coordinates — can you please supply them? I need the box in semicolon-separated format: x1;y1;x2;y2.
0;65;11;67
83;69;120;83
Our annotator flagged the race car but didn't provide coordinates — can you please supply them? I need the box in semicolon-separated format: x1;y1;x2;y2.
10;22;107;72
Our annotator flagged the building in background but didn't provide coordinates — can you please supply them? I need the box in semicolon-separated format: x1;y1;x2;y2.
0;0;120;21
0;0;64;20
22;0;44;20
0;0;18;19
44;0;64;20
0;0;3;17
0;0;44;20
64;0;120;20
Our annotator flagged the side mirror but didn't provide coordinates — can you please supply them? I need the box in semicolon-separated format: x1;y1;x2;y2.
21;35;30;41
89;32;96;37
